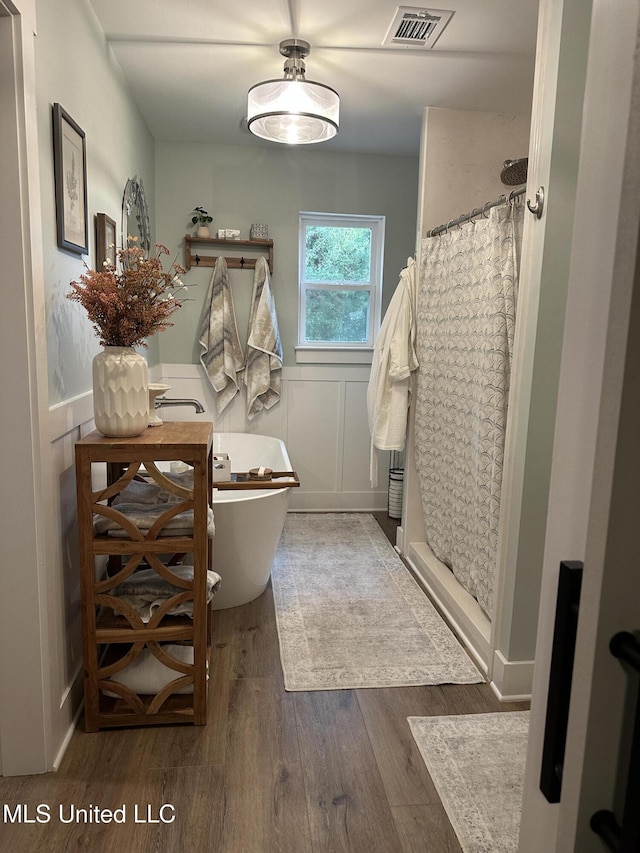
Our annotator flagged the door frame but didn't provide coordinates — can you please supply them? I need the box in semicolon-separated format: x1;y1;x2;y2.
0;0;52;775
518;0;640;848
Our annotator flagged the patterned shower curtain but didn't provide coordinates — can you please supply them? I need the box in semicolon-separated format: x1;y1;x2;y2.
414;204;523;618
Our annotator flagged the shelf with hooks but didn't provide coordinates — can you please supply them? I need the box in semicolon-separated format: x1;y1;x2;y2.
184;235;274;273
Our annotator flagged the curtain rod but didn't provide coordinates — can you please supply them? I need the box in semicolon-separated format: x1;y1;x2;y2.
426;186;526;238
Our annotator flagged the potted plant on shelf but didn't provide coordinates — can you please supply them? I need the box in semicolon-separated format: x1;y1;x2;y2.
67;240;188;438
190;207;213;238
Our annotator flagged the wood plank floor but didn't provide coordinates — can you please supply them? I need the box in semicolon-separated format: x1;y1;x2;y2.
0;514;528;852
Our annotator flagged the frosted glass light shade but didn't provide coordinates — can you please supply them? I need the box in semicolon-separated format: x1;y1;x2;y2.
247;79;340;144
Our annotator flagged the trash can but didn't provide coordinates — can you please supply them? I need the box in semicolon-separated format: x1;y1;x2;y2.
388;467;404;519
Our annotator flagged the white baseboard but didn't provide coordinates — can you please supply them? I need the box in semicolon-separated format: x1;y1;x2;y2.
52;708;82;773
489;649;534;702
289;491;387;512
52;663;84;772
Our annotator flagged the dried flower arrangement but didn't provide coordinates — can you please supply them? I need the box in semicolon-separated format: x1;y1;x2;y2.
67;240;188;348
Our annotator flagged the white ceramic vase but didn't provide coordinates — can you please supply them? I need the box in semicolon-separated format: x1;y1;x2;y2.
92;346;149;437
196;225;210;238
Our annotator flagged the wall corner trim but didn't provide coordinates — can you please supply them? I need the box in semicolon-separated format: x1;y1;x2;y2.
490;648;534;701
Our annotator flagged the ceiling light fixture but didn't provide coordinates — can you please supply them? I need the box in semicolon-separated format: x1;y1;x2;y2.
247;39;340;145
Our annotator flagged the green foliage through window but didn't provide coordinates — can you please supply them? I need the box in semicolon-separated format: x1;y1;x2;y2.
304;226;372;282
305;290;370;342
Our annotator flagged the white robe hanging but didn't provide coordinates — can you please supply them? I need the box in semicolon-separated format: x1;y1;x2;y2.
367;257;419;488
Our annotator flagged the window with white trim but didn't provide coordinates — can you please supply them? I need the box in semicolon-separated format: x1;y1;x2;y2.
297;212;385;362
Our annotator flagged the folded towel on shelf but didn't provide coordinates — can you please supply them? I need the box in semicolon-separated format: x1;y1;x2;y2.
93;502;215;538
101;644;208;696
112;565;220;599
244;256;283;419
115;471;195;506
115;479;165;505
162;470;194;488
110;565;222;623
198;255;245;416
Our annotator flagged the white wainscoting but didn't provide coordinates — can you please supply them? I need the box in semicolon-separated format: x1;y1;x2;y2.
154;363;390;511
45;391;98;770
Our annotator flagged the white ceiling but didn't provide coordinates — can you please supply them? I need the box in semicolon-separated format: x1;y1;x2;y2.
87;0;539;157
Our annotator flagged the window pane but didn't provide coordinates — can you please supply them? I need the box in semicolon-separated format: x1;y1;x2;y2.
304;289;370;342
304;226;372;282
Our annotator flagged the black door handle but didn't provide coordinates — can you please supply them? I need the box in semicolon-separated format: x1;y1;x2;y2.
591;631;640;852
540;560;583;803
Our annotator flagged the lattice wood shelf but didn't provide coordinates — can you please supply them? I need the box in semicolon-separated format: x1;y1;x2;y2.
184;235;274;272
74;422;214;731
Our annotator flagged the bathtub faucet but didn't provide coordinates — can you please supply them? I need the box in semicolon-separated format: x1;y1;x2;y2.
155;397;205;414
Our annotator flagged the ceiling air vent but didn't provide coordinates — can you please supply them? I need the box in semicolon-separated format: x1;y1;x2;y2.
383;6;455;49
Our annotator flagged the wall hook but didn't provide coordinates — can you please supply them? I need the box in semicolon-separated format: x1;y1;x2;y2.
195;254;201;266
527;186;545;219
240;256;245;268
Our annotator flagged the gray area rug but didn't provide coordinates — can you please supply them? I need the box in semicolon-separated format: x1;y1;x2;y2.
409;711;530;853
271;513;482;690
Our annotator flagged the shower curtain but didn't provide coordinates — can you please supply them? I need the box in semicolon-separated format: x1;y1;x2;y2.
414;204;523;618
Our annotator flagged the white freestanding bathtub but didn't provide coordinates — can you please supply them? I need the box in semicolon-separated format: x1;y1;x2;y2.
209;432;293;609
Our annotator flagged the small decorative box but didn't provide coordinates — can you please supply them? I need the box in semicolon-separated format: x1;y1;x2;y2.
212;453;231;483
250;223;269;240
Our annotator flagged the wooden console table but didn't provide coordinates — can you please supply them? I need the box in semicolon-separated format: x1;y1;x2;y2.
75;422;213;731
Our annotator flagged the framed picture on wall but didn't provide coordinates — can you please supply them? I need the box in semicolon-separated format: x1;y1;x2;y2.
52;103;88;255
95;213;117;268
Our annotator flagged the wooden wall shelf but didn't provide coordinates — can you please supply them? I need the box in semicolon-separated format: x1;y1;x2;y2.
184;235;274;273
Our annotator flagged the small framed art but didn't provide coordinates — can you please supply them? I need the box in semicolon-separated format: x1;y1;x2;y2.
52;103;88;255
95;213;117;268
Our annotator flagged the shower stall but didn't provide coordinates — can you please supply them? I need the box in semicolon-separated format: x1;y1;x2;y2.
399;107;536;698
414;201;524;621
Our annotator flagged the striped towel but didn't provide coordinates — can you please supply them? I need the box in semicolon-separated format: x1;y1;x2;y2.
244;257;283;419
198;256;244;415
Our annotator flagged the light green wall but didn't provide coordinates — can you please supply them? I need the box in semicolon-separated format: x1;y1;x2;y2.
36;1;417;397
154;142;419;366
37;0;155;404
